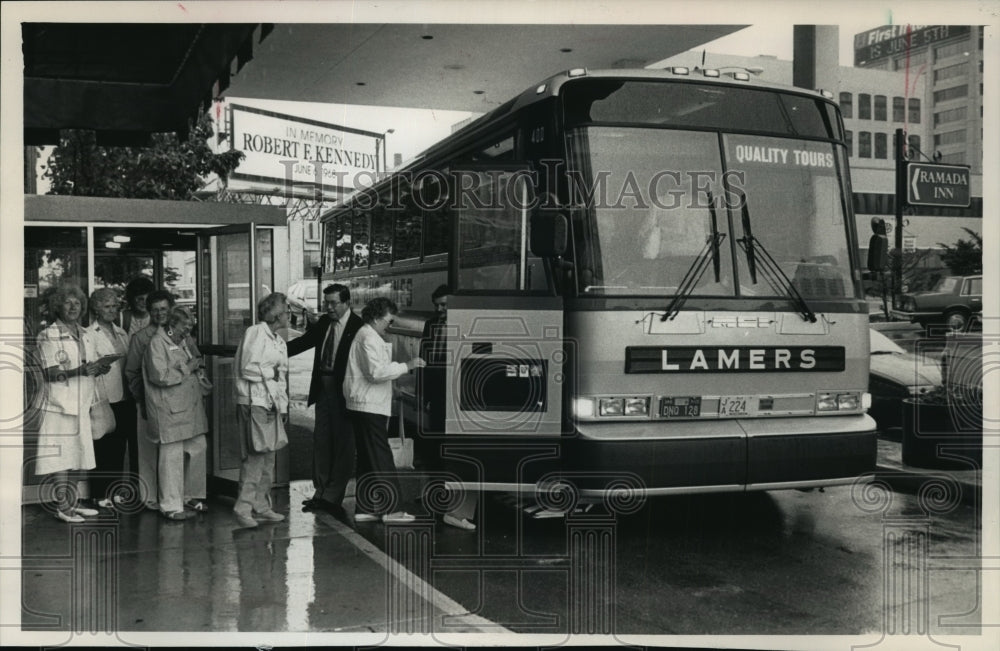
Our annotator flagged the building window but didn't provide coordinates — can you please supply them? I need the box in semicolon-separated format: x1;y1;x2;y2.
934;61;968;82
874;132;887;159
935;41;969;61
934;85;968;104
845;130;853;158
858;131;871;158
908;98;921;123
894;53;925;70
934;129;966;146
907;135;921;157
858;93;871;120
934;106;967;125
939;151;966;164
874;95;887;121
892;96;905;122
839;92;853;119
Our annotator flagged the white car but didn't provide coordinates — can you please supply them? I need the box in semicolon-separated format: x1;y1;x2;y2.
867;328;942;432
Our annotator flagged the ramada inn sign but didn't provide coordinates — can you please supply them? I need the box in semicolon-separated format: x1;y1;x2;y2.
906;162;972;208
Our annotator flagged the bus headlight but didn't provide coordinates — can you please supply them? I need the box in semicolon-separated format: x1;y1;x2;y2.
599;398;624;416
624;397;650;416
837;392;861;410
816;392;837;411
817;391;863;412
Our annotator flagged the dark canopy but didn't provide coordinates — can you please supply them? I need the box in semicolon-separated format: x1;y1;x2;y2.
23;23;271;145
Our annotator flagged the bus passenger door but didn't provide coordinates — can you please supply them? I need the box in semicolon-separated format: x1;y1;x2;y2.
443;166;566;487
196;224;283;493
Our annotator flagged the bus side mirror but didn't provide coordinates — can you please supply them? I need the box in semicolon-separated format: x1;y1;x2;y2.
530;211;568;258
867;218;888;272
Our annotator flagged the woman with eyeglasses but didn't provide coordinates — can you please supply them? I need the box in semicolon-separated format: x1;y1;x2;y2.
34;282;111;522
231;292;290;528
142;306;209;520
343;297;425;523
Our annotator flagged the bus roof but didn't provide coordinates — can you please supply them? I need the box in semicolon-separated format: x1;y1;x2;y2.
321;67;840;220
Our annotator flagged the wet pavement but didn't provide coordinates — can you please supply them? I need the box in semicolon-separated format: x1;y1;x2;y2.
17;434;983;638
20;481;506;637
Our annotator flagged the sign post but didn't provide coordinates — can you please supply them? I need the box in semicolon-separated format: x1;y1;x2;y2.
892;128;972;306
893;129;906;308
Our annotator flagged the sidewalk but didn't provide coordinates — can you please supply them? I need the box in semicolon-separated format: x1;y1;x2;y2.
19;481;504;636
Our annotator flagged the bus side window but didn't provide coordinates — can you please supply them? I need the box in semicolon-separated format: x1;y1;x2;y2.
456;169;527;291
334;212;353;271
393;181;421;263
421;172;450;258
353;210;370;269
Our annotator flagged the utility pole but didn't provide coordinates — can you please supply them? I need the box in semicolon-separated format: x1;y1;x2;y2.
893;128;907;307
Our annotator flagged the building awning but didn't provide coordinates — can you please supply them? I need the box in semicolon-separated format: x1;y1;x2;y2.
21;22;743;147
23;23;272;146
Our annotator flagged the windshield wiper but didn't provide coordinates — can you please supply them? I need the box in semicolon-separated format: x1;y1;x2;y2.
735;192;817;323
661;202;726;321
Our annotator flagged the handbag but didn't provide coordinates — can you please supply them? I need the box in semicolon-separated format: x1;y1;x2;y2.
248;405;288;453
89;378;116;440
389;402;414;470
196;370;213;396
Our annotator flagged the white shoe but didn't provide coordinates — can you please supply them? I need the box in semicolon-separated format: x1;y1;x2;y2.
443;514;476;530
56;510;85;523
382;511;415;523
72;506;99;517
354;512;378;522
97;498;114;509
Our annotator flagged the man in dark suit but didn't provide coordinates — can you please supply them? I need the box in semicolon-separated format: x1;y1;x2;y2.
287;283;363;518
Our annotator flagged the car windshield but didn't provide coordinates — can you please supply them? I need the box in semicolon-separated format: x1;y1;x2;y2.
932;277;961;293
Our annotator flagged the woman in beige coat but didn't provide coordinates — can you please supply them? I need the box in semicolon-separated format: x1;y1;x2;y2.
143;306;209;520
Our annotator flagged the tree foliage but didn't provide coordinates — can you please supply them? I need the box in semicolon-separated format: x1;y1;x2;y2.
938;228;983;276
42;112;244;200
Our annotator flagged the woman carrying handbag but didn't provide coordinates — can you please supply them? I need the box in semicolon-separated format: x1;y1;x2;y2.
232;292;291;529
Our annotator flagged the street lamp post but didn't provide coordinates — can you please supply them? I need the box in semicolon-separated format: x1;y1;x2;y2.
381;128;395;180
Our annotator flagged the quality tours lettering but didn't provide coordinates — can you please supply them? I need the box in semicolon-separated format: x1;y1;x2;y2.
625;346;845;373
733;144;834;168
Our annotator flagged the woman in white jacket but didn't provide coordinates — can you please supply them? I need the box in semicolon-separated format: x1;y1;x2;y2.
232;292;290;528
344;297;424;523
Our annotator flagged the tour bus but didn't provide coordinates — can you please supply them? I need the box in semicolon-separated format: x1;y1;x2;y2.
317;67;877;499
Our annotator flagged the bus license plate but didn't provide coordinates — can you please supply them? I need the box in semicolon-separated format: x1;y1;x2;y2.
718;395;756;417
660;396;701;418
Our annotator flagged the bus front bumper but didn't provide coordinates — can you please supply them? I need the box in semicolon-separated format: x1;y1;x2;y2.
566;414;878;494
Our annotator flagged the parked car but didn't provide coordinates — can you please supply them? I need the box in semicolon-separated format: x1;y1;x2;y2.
868;328;942;432
171;284;196;310
893;274;982;333
286;281;320;328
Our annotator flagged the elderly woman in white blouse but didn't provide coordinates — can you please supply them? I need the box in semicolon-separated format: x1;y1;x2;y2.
35;283;111;522
232;292;290;529
86;287;132;508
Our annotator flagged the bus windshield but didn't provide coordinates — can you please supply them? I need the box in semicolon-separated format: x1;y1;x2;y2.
569;126;855;301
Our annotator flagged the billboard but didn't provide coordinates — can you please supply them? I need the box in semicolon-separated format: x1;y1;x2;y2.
228;103;383;197
854;25;971;66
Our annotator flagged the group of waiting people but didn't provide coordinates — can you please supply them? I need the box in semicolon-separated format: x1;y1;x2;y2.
36;277;475;530
35;277;208;522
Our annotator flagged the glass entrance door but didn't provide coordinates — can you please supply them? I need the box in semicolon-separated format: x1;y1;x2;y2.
197;224;283;490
